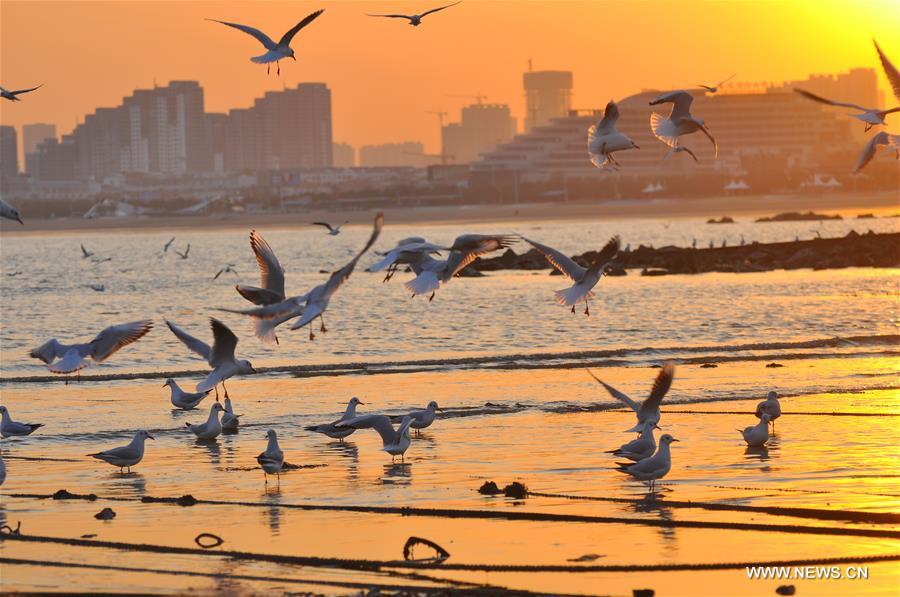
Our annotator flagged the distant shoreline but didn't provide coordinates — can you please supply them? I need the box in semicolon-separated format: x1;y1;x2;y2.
1;190;897;235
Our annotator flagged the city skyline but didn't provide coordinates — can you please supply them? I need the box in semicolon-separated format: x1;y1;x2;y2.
1;1;897;155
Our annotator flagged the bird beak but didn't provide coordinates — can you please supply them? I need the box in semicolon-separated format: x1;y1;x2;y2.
147;434;155;440
250;367;258;374
15;216;23;225
291;55;296;61
671;438;680;442
654;425;661;430
633;144;640;150
162;383;167;387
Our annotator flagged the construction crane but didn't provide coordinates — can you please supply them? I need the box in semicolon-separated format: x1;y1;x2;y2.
447;93;487;105
426;110;448;128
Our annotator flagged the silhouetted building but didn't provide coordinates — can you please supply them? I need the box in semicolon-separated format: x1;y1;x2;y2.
442;103;516;163
23;123;57;174
0;126;18;180
359;141;427;167
225;83;333;171
29;134;78;181
205;113;229;174
333;142;356;167
524;70;572;132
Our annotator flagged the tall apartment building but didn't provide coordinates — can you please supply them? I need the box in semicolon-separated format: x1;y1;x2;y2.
442;103;516;164
23;123;57;174
0;126;18;180
523;70;572;132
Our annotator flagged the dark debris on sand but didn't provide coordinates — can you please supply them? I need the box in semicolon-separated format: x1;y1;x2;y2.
94;507;116;520
52;489;97;501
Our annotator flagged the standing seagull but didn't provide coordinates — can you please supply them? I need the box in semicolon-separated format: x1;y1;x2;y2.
1;84;41;102
207;9;324;75
186;403;225;440
404;234;517;301
408;401;443;435
305;397;365;441
695;74;735;94
366;1;462;26
606;424;659;462
0;406;44;438
588;363;676;433
222;397;241;431
337;414;414;462
649;90;718;158
165;319;256;397
257;429;285;484
588;100;639;168
88;430;153;473
755;391;782;432
523;236;620;315
29;320;153;375
793;89;899;132
312;221;347;236
853;131;900;173
163;378;211;410
615;434;679;493
740;414;771;447
0;198;23;225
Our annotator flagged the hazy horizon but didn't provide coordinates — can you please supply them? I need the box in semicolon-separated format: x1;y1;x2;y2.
1;0;898;154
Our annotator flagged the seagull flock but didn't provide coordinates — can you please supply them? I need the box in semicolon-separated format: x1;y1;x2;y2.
0;6;868;491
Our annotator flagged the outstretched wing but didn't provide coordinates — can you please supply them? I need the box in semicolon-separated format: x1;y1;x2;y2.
336;414;396;446
207;19;277;49
584;236;621;279
11;85;41;96
421;0;463;18
209;318;239;365
323;212;384;295
650;90;694;120
650;112;679;148
874;40;900;102
854;132;900;173
366;13;413;19
312;222;335;232
522;237;586;282
88;320;154;362
587;369;640;412
249;230;285;299
643;362;676;411
448;234;517;253
278;9;325;47
166;320;212;362
596;100;620;134
29;339;67;364
235;285;285;306
793;88;868;112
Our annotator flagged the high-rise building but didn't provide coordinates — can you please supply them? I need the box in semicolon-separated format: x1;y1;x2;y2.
30;134;77;181
359;142;428;167
0;126;19;180
23;123;57;173
333;142;356;167
442;103;516;164
523;70;572;132
225;83;333;171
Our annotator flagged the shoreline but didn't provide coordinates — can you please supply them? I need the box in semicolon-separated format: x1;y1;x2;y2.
1;190;897;235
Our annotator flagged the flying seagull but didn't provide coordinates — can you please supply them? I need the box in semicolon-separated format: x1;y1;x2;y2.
207;9;324;75
367;236;444;282
236;230;286;306
336;414;414;462
853;131;900;173
29;320;154;376
1;84;42;102
163;237;176;252
366;1;462;26
523;236;620;316
0;198;23;225
213;264;239;280
695;74;735;94
649;90;718;158
793;88;900;132
312;221;347;236
175;244;191;259
165;318;256;398
588;100;639;169
588;363;675;434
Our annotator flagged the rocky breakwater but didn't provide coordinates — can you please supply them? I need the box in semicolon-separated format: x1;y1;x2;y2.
471;231;899;276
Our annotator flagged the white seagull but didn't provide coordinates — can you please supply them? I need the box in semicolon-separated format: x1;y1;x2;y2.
740;414;771;447
88;430;154;473
1;84;42;102
213;264;238;280
793;88;900;132
186;402;225;440
755;391;782;432
408;401;443;435
207;9;324;75
29;320;153;375
588;100;639;168
222;397;241;431
853;131;900;173
404;233;517;301
649;90;718;158
588;363;676;434
615;434;679;492
163;378;211;410
695;74;735;94
305;397;365;441
165;318;256;397
367;237;444;282
337;414;414;462
0;406;44;438
312;221;347;236
235;230;286;306
366;1;462;26
0;198;23;225
257;429;285;484
606;424;659;462
523;236;620;315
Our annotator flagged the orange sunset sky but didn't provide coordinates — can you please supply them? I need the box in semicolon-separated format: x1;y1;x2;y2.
1;0;898;153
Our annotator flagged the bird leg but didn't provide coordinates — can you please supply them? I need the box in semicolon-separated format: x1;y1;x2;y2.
214;385;219;401
309;328;316;341
864;123;871;132
267;63;270;75
222;381;229;399
584;300;590;317
428;291;435;302
277;61;281;76
264;473;268;485
570;305;576;314
319;316;328;333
